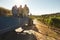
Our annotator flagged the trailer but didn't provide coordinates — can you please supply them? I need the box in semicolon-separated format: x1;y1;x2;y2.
0;16;33;35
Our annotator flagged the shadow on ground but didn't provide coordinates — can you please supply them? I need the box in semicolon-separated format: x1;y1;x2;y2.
0;30;37;40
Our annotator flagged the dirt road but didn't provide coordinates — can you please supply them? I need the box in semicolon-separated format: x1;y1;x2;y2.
33;19;60;40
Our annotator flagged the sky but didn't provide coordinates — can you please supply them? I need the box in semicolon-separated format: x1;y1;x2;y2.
0;0;60;15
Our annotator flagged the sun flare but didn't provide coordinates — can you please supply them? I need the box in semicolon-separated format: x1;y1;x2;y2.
15;0;29;7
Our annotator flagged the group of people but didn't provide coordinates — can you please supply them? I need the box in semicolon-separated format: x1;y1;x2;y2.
12;4;29;17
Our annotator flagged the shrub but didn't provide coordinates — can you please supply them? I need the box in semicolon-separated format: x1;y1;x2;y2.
50;18;60;28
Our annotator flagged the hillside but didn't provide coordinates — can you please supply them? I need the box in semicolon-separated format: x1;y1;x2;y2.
0;7;12;16
30;13;60;37
31;13;60;28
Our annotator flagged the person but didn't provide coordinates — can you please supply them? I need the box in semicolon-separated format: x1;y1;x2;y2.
12;5;18;16
18;5;23;17
23;4;29;17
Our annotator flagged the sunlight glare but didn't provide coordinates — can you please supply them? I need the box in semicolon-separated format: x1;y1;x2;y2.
15;0;29;7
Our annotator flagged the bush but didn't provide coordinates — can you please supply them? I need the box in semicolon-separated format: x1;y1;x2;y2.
50;18;60;28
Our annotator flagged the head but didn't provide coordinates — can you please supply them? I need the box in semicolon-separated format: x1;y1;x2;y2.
25;4;27;7
14;5;17;8
20;5;22;8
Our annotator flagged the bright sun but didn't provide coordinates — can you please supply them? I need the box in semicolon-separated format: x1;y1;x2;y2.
15;0;28;7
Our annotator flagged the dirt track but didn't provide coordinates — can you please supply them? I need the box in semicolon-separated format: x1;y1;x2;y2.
33;19;60;40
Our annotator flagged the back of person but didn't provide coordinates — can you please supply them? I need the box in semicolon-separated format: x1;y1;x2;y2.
12;5;18;16
18;5;23;17
23;4;29;17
